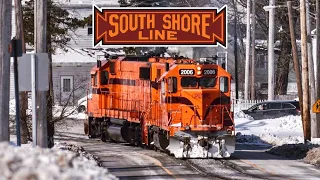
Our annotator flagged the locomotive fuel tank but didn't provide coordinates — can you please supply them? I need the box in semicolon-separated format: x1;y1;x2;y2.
106;118;130;143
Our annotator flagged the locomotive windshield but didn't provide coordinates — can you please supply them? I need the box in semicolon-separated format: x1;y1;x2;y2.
181;77;217;88
181;77;197;88
199;77;216;88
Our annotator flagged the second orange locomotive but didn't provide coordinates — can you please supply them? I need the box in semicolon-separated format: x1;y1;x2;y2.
84;55;235;158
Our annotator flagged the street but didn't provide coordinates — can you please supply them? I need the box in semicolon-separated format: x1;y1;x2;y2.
54;119;320;180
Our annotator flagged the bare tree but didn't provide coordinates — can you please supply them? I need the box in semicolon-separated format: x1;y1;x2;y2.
52;75;89;125
9;73;90;138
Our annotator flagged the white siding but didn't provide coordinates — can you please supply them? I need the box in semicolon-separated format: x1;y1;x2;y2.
9;7;95;100
66;8;93;49
10;62;15;100
10;9;16;100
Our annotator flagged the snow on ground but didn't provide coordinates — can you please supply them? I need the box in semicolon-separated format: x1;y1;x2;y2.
235;111;304;146
9;97;86;120
234;109;320;167
0;142;118;180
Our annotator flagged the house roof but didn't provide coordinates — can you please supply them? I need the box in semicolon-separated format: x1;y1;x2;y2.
22;47;125;64
53;48;126;63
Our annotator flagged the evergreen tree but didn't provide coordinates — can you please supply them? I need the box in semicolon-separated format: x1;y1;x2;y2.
23;0;88;53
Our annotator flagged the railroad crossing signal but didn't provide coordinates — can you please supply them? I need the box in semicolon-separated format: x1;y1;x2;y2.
312;100;320;113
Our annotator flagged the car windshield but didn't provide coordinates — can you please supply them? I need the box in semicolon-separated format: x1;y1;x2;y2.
249;103;267;111
181;77;216;88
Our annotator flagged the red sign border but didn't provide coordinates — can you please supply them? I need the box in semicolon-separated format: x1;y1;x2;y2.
92;6;228;49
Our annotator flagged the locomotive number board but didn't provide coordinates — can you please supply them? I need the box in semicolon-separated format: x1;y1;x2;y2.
179;69;195;75
203;69;217;75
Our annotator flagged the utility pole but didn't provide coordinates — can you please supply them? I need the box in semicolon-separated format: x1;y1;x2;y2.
287;1;303;126
300;0;311;142
0;0;12;142
244;0;251;100
306;0;317;138
234;0;239;100
316;0;320;138
15;0;29;144
268;0;275;100
34;0;48;148
251;0;256;100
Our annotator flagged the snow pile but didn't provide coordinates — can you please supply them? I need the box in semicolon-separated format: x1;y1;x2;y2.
304;147;320;166
0;142;118;180
267;143;320;167
234;111;254;120
53;105;87;120
267;143;319;159
235;133;270;146
235;113;304;146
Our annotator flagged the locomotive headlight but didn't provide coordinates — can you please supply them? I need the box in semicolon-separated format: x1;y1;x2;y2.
197;66;201;71
197;71;202;75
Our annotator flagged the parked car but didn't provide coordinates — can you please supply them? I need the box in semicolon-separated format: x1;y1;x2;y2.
241;100;300;120
77;94;91;113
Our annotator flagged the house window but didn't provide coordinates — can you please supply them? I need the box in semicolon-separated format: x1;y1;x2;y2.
88;26;92;35
61;76;73;92
63;79;71;92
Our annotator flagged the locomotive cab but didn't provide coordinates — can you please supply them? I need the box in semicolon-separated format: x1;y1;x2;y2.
157;60;235;158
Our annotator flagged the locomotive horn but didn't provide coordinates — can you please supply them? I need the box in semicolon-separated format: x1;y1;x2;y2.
97;60;101;68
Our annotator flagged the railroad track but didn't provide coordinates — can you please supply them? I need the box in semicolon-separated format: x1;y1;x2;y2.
55;119;269;180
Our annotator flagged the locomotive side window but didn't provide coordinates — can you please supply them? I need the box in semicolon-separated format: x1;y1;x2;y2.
110;62;116;74
157;69;161;79
181;77;197;88
100;70;109;85
92;73;97;86
220;76;229;93
199;77;217;88
168;77;177;93
139;67;151;80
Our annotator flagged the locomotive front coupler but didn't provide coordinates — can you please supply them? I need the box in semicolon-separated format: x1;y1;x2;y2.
182;137;192;152
198;137;209;148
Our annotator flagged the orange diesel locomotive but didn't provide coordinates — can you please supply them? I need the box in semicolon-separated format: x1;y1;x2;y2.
84;55;235;158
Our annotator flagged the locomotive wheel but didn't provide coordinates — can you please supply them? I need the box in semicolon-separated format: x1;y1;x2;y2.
88;117;97;138
100;121;109;142
134;125;142;146
84;122;89;135
147;126;155;150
